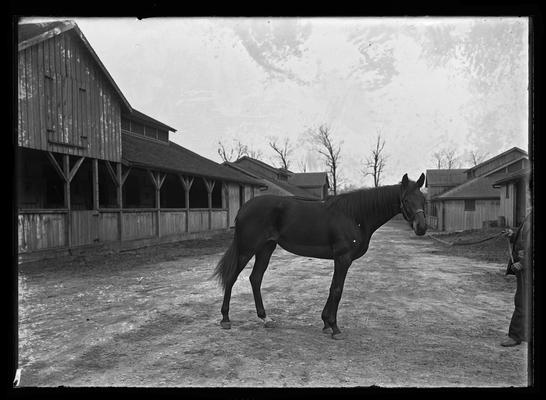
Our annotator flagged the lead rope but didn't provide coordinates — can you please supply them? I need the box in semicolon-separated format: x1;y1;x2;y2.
427;230;505;246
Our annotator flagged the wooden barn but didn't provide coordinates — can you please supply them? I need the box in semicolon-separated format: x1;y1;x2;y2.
17;20;263;261
225;156;330;200
492;167;531;228
426;147;529;231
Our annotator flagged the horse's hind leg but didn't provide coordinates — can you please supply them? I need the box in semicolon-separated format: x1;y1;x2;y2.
321;254;352;339
220;252;253;329
249;241;277;327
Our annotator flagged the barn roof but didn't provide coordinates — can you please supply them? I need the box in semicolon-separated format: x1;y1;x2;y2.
492;167;531;187
465;147;528;174
223;162;319;198
288;172;329;188
435;175;500;200
233;156;293;174
267;178;320;198
125;109;177;133
18;20;132;112
122;134;263;186
425;169;467;187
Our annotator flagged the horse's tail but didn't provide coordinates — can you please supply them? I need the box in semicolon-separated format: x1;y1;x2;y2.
212;230;240;292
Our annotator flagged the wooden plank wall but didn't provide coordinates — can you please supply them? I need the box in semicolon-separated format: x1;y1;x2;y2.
18;31;121;162
99;212;120;242
227;184;240;227
18;212;67;252
442;199;500;231
188;210;209;232
71;210;99;246
160;211;187;236
498;183;516;227
211;210;228;230
122;211;156;240
473;152;523;177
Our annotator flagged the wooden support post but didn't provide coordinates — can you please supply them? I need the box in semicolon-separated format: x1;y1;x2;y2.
179;175;194;233
92;158;99;211
148;170;166;238
62;155;71;249
204;178;215;230
222;182;229;230
117;163;123;241
92;159;99;243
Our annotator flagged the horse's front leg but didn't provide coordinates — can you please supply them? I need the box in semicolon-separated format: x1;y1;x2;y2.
321;253;352;340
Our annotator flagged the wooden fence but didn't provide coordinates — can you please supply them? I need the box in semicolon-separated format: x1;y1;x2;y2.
18;208;229;254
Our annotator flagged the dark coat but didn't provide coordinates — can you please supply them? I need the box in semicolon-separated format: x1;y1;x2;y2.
506;212;532;275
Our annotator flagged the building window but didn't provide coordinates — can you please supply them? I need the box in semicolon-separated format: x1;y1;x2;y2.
464;199;476;211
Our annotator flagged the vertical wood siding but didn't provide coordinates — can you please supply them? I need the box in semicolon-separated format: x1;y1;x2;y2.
98;212;120;242
188;210;209;232
71;210;99;246
160;211;187;236
18;31;121;162
18;212;67;253
122;211;156;240
211;210;228;230
227;184;240;227
442;199;500;231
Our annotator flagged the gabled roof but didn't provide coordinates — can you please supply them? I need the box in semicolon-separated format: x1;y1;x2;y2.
481;156;528;177
436;175;500;200
425;169;467;187
465;147;528;174
18;20;132;113
233;156;293;175
125;109;177;133
492;167;531;187
267;178;319;198
288;172;329;188
224;162;318;198
122;134;263;185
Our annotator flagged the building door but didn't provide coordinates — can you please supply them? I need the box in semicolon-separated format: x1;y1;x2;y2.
71;210;100;247
239;185;245;208
514;180;526;226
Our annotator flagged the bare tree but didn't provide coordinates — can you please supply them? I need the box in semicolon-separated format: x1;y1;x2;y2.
217;140;247;162
468;149;489;166
443;148;460;169
246;148;263;160
310;124;342;195
268;136;293;170
362;133;387;187
431;147;460;169
297;158;307;173
432;151;445;169
218;140;262;162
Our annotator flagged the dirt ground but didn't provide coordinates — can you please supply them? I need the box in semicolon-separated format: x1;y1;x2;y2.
17;219;528;387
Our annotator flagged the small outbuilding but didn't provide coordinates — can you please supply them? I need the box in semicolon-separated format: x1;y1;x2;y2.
426;147;529;231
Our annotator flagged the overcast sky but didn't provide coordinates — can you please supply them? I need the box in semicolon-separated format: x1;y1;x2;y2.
22;17;529;189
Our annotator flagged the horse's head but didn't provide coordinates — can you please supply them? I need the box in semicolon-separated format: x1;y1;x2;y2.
400;173;427;236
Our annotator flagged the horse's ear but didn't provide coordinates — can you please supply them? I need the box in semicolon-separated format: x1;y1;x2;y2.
416;173;425;188
401;173;409;188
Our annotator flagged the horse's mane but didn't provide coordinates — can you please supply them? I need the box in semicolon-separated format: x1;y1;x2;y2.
324;184;401;224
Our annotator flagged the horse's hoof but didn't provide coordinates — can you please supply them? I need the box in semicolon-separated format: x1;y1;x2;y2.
220;321;231;329
261;317;275;328
322;326;333;335
331;332;345;340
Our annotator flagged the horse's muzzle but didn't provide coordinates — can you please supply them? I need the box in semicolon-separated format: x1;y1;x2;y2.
412;213;427;236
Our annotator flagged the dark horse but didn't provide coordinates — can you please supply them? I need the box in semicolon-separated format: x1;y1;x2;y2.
213;173;427;339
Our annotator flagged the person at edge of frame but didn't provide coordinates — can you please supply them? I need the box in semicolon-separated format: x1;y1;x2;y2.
500;206;532;348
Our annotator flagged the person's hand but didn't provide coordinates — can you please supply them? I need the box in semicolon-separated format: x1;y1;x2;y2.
511;262;523;273
501;229;514;238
